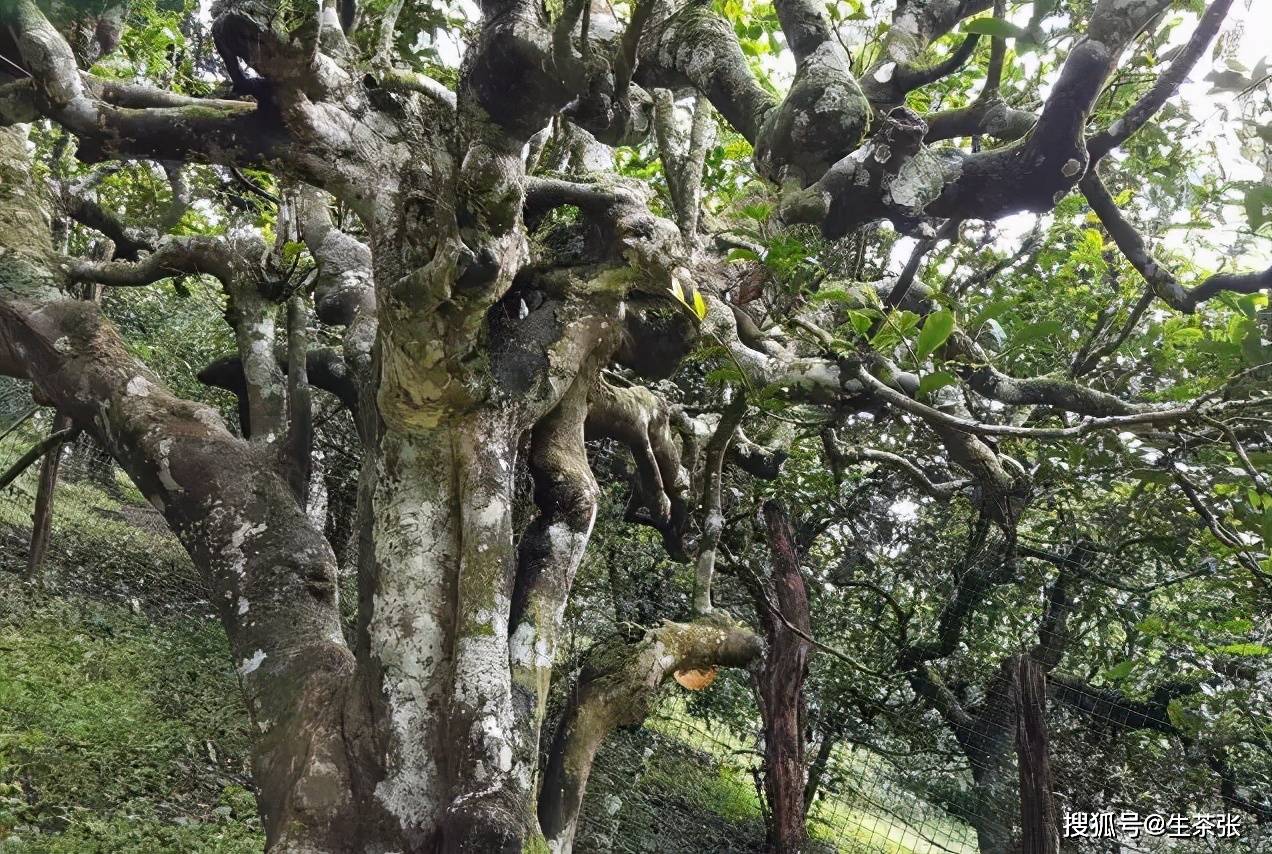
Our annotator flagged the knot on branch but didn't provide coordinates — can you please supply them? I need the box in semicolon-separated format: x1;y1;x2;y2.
872;107;928;173
782;107;950;238
754;40;871;187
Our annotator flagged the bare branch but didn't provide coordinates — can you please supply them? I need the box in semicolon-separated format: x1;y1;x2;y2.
284;296;313;502
1081;171;1272;313
693;392;746;614
66;235;239;287
1087;0;1235;164
853;364;1266;440
828;443;974;500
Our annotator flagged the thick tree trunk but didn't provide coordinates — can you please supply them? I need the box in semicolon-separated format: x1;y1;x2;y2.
2;298;364;852
361;415;538;852
0;139;364;845
956;662;1020;854
965;758;1016;854
509;377;599;814
752;500;813;853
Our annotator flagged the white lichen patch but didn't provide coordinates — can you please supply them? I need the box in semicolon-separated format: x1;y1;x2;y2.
125;375;153;397
220;519;268;578
237;648;266;675
509;622;554;672
193;406;224;430
155;438;183;492
368;433;453;828
887;149;946;211
472;493;510;530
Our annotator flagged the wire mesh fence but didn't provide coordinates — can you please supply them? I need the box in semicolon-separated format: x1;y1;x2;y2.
0;395;202;615
2;383;1269;854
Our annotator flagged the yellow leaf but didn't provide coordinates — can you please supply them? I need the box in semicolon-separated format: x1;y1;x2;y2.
669;278;686;305
692;288;708;320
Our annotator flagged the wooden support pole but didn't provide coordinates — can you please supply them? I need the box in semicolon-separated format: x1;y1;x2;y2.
1015;655;1060;854
27;414;77;577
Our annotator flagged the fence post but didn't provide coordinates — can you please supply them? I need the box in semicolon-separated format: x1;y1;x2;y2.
27;412;73;577
1014;655;1059;854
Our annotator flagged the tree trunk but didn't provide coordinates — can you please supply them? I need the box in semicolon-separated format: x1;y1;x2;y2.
968;768;1015;854
956;661;1020;854
802;716;840;812
751;500;813;853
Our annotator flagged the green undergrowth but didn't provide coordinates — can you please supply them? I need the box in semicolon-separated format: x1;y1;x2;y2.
0;430;971;853
0;583;262;852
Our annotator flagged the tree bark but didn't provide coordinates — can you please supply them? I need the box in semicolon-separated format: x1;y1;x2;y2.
1014;655;1059;854
751;500;813;853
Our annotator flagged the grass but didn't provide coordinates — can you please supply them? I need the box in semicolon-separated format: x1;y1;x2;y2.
576;724;773;853
1;425;260;852
0;430;202;615
0;585;262;852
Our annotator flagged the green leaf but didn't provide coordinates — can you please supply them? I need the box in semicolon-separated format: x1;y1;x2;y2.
847;310;875;336
1196;339;1240;358
915;310;955;360
963;17;1033;42
971;299;1012;329
1244;185;1272;232
1216;643;1271;657
726;247;761;263
1206;69;1251;93
810;286;854;304
1165;326;1204;345
1167;699;1202;736
1238;319;1266;366
1104;660;1135;681
1010;319;1064;348
917;371;957;399
740;203;772;223
691;289;708;320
